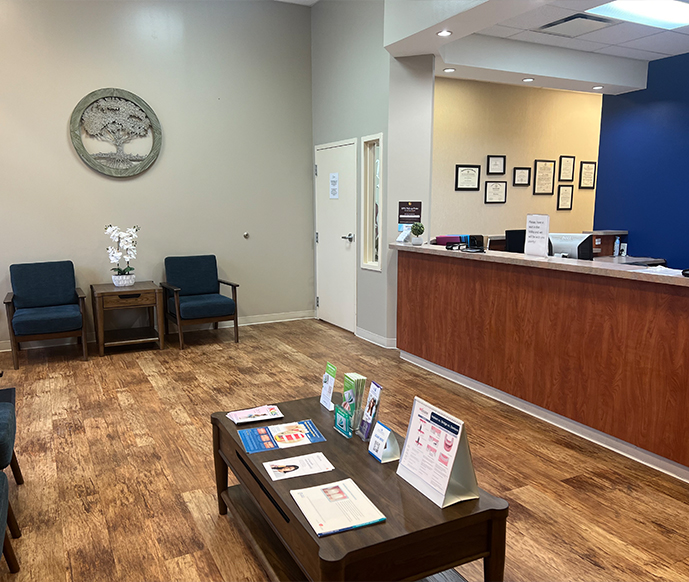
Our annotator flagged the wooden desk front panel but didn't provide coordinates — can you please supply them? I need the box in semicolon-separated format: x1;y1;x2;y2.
397;251;689;466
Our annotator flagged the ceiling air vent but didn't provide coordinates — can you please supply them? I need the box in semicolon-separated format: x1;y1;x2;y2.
538;13;614;37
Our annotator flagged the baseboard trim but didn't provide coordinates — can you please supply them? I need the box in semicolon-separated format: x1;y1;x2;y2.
355;327;396;349
0;311;317;353
400;351;689;485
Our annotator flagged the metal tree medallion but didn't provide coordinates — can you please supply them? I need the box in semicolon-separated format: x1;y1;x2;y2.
70;88;162;178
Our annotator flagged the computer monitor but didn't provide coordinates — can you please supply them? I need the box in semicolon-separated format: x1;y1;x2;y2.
505;229;526;253
548;233;594;260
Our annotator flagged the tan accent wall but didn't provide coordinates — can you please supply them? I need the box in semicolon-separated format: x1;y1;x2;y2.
431;77;602;239
0;1;314;344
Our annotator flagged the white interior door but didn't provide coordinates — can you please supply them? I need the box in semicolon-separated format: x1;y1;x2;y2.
315;139;357;332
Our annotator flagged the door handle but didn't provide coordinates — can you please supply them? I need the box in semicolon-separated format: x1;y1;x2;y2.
341;233;354;242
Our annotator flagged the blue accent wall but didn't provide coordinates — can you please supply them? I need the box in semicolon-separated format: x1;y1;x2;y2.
595;53;689;269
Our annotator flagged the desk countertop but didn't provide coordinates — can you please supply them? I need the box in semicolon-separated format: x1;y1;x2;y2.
389;242;689;289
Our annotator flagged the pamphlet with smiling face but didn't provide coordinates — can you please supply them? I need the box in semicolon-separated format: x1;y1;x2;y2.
356;381;382;441
263;452;335;481
290;478;386;537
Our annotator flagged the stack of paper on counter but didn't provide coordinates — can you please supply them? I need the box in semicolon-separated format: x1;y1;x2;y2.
290;478;385;537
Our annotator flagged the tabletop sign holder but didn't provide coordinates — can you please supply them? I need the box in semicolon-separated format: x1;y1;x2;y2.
368;421;400;463
397;397;479;508
320;362;336;411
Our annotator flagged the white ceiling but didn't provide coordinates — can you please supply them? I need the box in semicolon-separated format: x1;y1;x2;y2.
479;1;689;62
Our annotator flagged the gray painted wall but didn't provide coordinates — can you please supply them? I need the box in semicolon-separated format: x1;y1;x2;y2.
0;1;314;345
311;0;391;343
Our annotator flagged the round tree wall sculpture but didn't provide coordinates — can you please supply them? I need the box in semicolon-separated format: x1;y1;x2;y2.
70;88;162;178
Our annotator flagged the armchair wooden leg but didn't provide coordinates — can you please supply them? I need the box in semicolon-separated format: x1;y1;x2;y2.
6;503;20;539
3;529;19;573
234;316;239;343
10;343;18;371
213;322;219;330
177;323;184;350
10;453;23;486
80;328;88;361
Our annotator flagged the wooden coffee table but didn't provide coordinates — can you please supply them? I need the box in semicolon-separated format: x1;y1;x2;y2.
212;396;509;582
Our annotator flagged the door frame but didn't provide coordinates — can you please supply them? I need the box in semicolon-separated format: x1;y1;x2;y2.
314;138;358;330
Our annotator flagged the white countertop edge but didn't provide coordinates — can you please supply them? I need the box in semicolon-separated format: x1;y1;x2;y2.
389;242;689;289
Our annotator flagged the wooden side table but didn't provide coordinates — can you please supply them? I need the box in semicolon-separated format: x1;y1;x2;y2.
91;281;165;357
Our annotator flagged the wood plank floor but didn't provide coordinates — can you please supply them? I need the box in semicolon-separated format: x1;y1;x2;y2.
0;319;688;582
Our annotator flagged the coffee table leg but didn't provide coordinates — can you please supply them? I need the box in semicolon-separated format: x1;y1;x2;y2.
213;423;228;515
484;515;506;582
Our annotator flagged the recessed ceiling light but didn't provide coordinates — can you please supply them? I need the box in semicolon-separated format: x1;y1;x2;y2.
593;85;604;90
443;68;456;73
437;30;453;37
523;78;535;83
587;1;689;30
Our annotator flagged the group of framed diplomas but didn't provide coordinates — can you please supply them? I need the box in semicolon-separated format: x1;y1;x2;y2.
454;154;597;210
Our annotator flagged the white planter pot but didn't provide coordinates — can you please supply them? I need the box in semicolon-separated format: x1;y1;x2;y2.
411;236;424;246
112;274;136;287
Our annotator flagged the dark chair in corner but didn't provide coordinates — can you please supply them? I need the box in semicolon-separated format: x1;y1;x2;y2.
0;472;19;573
162;255;239;350
3;261;87;369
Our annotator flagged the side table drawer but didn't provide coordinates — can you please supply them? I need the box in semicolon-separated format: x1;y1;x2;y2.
103;290;156;309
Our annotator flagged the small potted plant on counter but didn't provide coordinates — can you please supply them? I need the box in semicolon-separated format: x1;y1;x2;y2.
411;222;425;246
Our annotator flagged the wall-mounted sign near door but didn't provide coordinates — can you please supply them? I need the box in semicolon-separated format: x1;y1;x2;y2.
69;88;162;178
398;201;422;225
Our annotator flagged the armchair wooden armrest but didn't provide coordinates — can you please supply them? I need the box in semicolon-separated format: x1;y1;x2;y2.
76;288;86;299
218;279;239;288
3;292;14;305
160;282;181;293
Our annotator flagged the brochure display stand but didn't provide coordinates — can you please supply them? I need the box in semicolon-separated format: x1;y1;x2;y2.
320;362;336;411
368;421;400;463
397;397;479;508
356;381;382;441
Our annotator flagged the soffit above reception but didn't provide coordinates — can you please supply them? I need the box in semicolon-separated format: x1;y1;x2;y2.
385;0;689;95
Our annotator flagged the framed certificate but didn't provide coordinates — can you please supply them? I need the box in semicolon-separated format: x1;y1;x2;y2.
558;155;575;182
534;160;555;195
557;185;573;210
579;161;597;189
513;167;531;187
487;155;506;175
454;164;481;191
485;181;507;204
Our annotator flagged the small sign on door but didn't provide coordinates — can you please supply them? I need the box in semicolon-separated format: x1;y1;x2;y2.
329;173;339;199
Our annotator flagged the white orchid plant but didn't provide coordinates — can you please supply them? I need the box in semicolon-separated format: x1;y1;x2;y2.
105;225;140;275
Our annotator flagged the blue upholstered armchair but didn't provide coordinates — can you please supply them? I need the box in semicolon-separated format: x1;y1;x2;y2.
3;261;87;369
161;255;239;349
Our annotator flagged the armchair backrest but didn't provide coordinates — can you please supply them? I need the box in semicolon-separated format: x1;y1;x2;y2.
10;261;77;309
165;255;220;296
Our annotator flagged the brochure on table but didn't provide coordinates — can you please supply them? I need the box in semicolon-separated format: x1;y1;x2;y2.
238;420;326;454
226;405;283;424
396;397;479;508
343;373;366;430
368;421;400;463
290;478;386;537
320;362;337;411
357;381;382;441
263;452;334;481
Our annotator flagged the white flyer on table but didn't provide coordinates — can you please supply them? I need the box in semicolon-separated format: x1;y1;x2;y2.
263;452;335;481
290;478;386;537
397;398;462;497
226;405;284;424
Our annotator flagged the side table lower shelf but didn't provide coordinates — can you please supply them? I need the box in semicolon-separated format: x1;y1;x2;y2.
103;326;161;348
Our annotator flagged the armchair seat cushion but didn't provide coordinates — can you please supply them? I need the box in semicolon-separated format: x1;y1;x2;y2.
169;294;236;320
0;403;16;469
12;304;82;336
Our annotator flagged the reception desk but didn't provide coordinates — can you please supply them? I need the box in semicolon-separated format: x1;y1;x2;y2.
392;243;689;468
